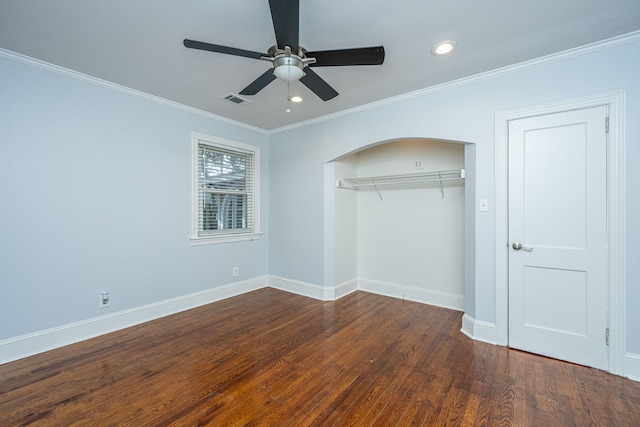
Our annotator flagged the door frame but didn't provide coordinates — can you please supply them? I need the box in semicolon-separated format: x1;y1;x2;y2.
494;91;626;376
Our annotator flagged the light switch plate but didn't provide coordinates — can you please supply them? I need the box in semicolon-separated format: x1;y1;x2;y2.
479;198;489;212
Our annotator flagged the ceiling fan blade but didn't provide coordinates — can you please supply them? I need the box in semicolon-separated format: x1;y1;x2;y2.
183;39;265;60
239;69;277;95
299;68;338;101
269;0;299;52
306;46;385;66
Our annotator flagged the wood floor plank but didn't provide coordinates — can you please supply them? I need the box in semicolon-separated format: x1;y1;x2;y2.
1;288;640;426
316;302;441;426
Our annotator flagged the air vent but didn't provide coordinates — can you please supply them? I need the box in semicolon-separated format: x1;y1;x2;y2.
223;93;252;106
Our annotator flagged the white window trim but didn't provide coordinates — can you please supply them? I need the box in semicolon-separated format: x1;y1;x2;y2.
190;132;261;245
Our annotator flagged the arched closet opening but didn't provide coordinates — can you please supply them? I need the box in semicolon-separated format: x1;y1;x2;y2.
326;138;469;311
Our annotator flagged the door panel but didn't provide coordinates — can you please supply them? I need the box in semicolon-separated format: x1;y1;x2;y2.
522;125;587;248
523;266;587;336
508;106;607;370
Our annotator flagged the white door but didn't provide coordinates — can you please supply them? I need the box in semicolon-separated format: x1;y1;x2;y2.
508;106;608;369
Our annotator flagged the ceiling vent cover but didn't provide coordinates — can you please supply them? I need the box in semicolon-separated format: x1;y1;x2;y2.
223;93;252;106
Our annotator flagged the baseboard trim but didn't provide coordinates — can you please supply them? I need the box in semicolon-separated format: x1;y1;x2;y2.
460;314;498;345
0;275;491;366
0;276;267;365
267;275;329;300
358;278;464;311
627;353;640;382
334;279;358;299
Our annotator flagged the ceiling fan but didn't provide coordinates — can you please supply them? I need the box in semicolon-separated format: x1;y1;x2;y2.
183;0;385;101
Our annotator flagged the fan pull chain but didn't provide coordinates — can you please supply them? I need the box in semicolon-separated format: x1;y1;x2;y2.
286;77;292;113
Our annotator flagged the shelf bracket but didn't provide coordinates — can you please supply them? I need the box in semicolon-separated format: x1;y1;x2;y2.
374;183;383;201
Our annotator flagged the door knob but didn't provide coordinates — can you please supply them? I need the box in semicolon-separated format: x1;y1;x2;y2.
512;242;533;252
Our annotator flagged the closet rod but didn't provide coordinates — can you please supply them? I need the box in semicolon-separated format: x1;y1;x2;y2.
337;168;465;190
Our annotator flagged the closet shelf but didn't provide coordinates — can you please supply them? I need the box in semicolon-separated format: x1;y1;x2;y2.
337;168;465;190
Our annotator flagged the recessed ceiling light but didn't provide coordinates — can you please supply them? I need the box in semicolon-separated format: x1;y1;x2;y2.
289;95;303;103
432;40;457;56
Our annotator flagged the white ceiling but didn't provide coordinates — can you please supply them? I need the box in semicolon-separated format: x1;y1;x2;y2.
1;0;639;131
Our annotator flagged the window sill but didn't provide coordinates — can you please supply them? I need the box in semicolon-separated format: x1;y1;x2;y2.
190;232;262;246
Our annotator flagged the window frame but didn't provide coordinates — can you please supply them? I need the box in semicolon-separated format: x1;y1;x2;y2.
190;132;261;245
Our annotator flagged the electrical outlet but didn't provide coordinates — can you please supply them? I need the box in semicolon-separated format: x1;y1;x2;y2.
413;160;424;170
100;291;110;307
232;267;239;277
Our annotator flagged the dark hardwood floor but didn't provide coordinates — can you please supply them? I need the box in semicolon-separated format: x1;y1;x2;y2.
1;288;640;426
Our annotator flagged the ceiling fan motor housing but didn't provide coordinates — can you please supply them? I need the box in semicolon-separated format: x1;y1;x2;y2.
273;55;305;80
266;45;315;81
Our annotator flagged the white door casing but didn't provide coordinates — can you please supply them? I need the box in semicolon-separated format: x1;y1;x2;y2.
494;91;626;376
508;106;607;369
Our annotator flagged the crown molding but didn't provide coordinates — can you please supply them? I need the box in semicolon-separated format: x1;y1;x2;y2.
3;28;639;137
270;30;640;134
0;48;268;135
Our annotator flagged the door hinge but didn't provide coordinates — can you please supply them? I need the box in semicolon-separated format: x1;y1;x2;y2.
605;117;610;134
606;328;610;345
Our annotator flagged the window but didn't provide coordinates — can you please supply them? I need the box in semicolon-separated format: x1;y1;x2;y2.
191;133;261;245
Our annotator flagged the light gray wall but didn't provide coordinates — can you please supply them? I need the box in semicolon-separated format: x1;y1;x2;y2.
1;37;638;357
328;157;358;287
0;54;269;340
268;39;640;353
354;140;465;301
463;143;477;317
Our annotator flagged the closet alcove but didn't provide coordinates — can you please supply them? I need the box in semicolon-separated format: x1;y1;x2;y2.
328;138;466;310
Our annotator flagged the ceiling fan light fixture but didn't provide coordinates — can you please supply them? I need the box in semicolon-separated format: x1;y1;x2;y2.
289;95;303;103
432;40;457;55
273;56;305;81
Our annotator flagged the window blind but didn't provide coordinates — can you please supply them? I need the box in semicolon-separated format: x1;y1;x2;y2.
197;143;255;236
